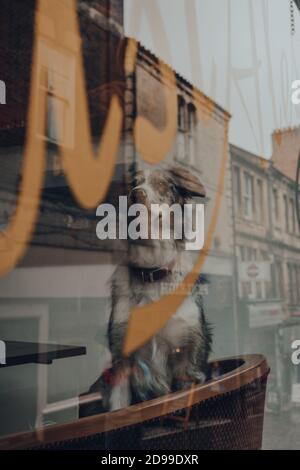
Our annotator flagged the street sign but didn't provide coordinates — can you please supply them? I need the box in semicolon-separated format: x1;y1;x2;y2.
247;264;259;278
239;261;271;282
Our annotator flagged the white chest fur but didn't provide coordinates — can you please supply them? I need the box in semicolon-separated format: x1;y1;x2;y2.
158;295;200;348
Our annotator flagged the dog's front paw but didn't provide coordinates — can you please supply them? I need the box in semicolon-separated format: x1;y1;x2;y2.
173;370;206;391
108;365;132;411
110;382;131;411
131;359;170;402
187;369;206;384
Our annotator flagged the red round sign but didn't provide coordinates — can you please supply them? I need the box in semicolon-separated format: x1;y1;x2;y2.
247;263;259;278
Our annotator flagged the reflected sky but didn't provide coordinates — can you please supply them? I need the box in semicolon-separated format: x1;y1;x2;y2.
125;0;300;158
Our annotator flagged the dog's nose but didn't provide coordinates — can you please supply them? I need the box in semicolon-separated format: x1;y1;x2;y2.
130;188;147;205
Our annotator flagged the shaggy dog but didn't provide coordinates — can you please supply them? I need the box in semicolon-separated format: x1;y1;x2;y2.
84;165;212;413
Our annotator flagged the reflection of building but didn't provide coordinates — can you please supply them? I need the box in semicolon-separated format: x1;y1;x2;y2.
231;130;300;410
270;128;300;410
231;145;281;401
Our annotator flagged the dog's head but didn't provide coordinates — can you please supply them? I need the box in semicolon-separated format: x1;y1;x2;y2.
127;165;205;268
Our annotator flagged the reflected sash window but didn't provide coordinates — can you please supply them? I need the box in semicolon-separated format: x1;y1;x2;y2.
243;172;254;220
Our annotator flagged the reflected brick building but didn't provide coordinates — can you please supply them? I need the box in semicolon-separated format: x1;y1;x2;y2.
231;127;300;409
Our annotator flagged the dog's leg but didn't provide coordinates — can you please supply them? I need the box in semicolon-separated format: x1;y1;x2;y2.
105;362;132;411
110;376;131;411
130;339;171;402
171;342;207;391
173;306;212;391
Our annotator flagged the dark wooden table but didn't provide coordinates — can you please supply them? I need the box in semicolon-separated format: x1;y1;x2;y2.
0;341;86;367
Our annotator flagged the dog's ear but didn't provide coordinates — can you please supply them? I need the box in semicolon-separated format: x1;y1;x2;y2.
169;165;206;198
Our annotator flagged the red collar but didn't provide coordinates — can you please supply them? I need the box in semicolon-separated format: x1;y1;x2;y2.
131;258;176;283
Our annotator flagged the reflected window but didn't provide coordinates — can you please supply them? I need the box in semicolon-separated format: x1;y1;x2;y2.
187;103;196;166
287;263;298;305
177;96;186;161
38;43;75;149
47;93;67;145
272;187;279;222
233;166;241;215
273;260;283;299
290;197;296;234
256;179;264;223
243;172;254;219
283;194;289;232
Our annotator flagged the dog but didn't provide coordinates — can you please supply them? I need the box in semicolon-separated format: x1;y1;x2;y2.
84;165;212;413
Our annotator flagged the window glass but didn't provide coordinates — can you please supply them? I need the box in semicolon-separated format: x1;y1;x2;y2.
1;0;300;454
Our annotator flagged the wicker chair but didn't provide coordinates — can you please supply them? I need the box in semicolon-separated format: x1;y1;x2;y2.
0;354;269;450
